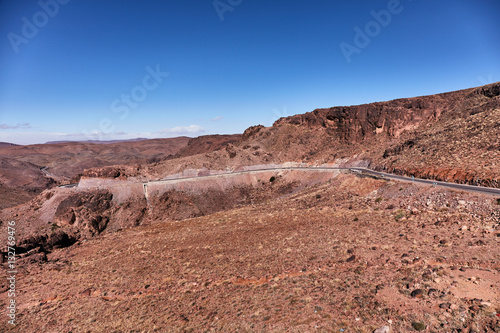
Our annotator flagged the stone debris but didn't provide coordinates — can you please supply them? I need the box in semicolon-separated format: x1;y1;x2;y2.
373;326;390;333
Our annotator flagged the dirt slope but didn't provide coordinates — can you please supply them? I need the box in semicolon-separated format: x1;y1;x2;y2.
0;82;499;331
175;134;243;158
111;82;498;188
0;157;55;208
1;173;498;332
0;137;191;208
0;137;191;179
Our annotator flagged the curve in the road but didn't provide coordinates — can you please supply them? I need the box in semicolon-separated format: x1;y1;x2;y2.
350;167;500;196
143;167;500;197
62;167;500;197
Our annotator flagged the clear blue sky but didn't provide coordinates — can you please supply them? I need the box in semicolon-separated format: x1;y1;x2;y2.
1;0;499;144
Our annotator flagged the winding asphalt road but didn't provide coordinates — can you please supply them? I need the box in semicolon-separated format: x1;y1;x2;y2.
349;167;500;196
41;166;70;182
62;166;500;197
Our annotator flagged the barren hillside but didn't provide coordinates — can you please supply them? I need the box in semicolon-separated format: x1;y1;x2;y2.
0;157;55;208
104;82;499;189
1;82;499;332
0;135;244;208
0;137;191;179
1;173;498;332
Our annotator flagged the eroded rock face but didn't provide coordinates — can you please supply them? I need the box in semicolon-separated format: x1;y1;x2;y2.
274;99;442;142
266;82;500;187
56;208;76;225
225;144;237;158
81;167;123;179
15;190;114;255
18;229;78;254
147;177;302;222
54;190;113;237
242;125;265;141
154;190;204;221
475;84;500;98
273;83;499;145
175;134;243;158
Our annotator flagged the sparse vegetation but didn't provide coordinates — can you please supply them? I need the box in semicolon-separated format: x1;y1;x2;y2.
269;176;276;182
394;209;406;220
375;197;383;203
3;171;499;332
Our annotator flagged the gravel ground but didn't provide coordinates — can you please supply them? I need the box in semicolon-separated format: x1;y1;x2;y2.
1;174;499;332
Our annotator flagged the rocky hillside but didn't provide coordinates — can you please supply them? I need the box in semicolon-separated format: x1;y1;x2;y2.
0;82;498;332
275;83;499;142
129;82;498;188
273;82;500;185
2;173;498;332
374;96;500;188
0;157;56;208
0;142;19;147
0;137;191;179
0;135;244;208
175;134;243;158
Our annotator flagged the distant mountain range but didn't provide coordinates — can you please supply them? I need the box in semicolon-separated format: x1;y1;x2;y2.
0;142;19;147
44;138;150;144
